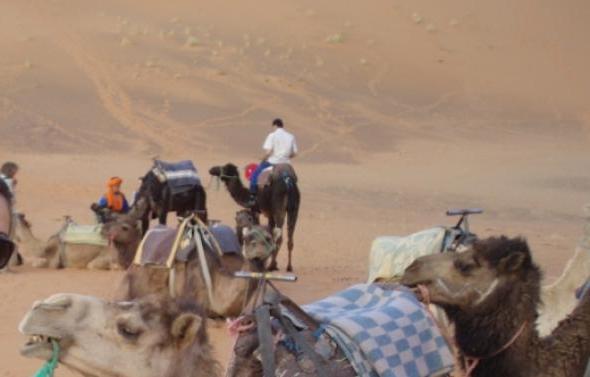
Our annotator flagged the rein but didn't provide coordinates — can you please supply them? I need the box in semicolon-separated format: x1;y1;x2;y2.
32;339;59;377
417;284;527;377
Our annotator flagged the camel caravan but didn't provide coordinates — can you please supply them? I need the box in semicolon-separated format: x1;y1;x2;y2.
2;156;589;377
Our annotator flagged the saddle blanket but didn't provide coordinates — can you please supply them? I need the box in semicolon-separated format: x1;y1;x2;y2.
303;284;454;377
257;163;297;189
367;227;446;283
208;223;241;255
62;224;108;247
135;223;241;266
153;160;201;194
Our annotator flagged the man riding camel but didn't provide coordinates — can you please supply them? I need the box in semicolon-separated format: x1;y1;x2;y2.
92;177;130;222
248;118;298;206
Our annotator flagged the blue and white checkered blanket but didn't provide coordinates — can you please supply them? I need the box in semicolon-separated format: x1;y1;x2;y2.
303;284;454;377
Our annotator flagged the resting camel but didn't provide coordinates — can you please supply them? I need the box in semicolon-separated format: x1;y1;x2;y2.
401;236;590;377
235;209;260;246
16;213;142;270
116;224;275;318
209;163;300;271
19;293;220;377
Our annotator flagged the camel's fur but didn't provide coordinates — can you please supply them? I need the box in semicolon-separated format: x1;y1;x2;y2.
401;236;590;377
116;224;274;318
538;204;590;336
19;293;220;377
30;215;140;270
209;163;300;272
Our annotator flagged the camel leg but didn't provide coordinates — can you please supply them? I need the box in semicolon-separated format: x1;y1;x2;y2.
285;187;299;273
158;209;167;226
141;213;150;236
31;257;49;268
87;255;112;270
267;218;280;271
268;214;285;272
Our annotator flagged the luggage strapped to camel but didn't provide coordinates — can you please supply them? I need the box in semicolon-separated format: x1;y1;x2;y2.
231;271;330;377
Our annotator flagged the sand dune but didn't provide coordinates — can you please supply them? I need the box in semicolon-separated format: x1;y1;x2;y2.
0;0;589;375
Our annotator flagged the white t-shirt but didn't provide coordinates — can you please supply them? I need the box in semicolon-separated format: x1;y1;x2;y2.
263;128;298;164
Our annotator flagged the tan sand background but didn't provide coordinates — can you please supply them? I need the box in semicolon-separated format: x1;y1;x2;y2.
0;0;589;375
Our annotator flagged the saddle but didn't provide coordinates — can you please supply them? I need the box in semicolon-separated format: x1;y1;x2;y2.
256;164;298;189
152;160;201;195
61;222;108;247
134;222;241;267
367;227;447;283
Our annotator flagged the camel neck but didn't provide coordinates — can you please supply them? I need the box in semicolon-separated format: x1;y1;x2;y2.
449;277;540;377
225;177;250;207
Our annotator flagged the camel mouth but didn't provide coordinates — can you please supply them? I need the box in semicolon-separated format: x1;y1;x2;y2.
21;334;61;358
400;279;433;302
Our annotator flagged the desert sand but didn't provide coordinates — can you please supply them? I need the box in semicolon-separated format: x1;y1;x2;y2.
1;0;589;375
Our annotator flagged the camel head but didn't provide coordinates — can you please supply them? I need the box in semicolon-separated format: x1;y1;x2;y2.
102;216;142;269
401;236;541;311
242;225;275;267
19;294;219;377
235;209;259;229
209;163;239;182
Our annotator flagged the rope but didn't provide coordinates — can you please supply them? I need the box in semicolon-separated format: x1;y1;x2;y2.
33;339;59;377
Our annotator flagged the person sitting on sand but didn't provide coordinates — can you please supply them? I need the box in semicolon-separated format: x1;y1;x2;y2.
92;177;130;222
248;118;298;205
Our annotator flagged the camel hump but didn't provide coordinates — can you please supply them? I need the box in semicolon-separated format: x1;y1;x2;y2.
257;164;298;189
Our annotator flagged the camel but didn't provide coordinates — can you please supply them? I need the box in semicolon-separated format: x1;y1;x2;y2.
135;160;208;235
235;209;260;246
19;293;221;377
538;204;590;337
116;224;275;318
401;236;590;377
21;213;142;270
209;163;300;272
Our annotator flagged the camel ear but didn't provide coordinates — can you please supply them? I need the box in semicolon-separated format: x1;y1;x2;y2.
498;251;526;273
171;313;202;348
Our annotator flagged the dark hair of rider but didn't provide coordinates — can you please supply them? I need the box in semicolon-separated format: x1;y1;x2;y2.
272;118;284;128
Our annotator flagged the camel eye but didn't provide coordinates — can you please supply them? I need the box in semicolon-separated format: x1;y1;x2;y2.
454;260;475;275
117;322;142;341
121;224;130;232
